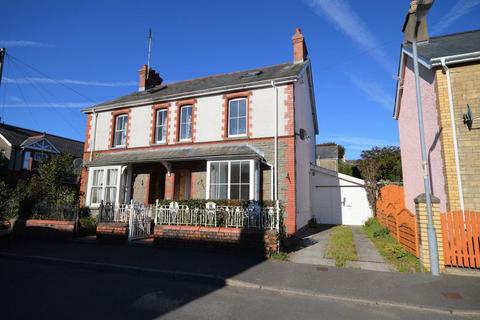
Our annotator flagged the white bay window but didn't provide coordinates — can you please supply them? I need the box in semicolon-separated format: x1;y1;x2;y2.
86;166;122;206
206;160;258;201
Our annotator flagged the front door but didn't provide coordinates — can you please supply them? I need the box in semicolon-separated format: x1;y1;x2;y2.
174;169;191;200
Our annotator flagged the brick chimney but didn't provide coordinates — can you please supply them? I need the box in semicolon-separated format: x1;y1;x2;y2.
292;28;308;64
138;65;163;91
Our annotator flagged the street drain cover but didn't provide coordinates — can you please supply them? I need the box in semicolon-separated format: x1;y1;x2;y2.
442;292;463;300
317;267;328;272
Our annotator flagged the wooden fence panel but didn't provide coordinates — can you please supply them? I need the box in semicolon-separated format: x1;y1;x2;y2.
441;210;480;269
376;185;419;257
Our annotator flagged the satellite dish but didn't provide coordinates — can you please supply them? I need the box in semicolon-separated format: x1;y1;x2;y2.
73;158;83;174
296;128;310;141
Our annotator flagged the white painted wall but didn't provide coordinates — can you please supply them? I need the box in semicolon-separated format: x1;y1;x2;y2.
88;85;292;151
129;105;152;147
195;95;223;142
294;67;316;229
310;166;372;226
93;111;111;150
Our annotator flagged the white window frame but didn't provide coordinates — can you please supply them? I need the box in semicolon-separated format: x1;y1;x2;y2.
113;114;128;147
179;105;192;141
155;109;168;144
206;159;258;200
86;166;122;207
228;98;247;137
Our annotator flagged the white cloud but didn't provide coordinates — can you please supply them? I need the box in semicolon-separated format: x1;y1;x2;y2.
2;102;93;109
347;73;393;111
4;77;136;87
0;40;52;48
306;0;391;70
432;0;480;33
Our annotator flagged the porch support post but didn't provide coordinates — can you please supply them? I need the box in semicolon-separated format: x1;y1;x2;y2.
165;172;175;200
160;161;172;176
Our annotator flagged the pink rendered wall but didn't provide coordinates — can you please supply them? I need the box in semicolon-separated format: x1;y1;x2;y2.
397;57;447;213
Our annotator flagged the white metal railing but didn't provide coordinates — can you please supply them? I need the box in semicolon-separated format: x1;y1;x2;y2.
154;201;278;230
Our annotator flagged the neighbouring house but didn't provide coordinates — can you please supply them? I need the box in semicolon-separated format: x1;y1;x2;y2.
80;28;318;235
315;143;339;171
0;122;84;181
393;27;480;213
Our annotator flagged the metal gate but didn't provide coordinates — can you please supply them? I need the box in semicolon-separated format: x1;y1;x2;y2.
128;202;152;241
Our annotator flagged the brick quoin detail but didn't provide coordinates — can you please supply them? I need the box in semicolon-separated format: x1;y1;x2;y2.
149;103;170;145
174;99;197;143
284;84;295;135
221;91;253;139
108;108;132;148
283;136;297;235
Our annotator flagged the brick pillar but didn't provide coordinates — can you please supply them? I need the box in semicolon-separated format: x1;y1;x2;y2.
164;173;175;200
414;194;445;272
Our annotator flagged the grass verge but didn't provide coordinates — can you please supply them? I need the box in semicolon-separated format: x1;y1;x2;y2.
363;218;420;273
325;225;357;267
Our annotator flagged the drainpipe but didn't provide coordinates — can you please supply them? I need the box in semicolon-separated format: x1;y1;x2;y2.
440;59;465;212
89;109;98;162
271;81;279;235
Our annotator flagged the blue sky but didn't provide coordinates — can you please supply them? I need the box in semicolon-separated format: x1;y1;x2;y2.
1;0;479;158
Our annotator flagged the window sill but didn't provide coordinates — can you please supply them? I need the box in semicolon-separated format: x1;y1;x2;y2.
226;135;248;140
151;141;168;146
110;145;127;150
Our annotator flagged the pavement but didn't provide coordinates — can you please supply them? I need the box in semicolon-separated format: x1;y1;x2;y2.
1;240;480;318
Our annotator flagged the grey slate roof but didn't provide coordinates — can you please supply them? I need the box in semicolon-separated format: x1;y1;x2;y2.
404;30;480;60
85;144;264;167
87;62;307;111
0;123;84;158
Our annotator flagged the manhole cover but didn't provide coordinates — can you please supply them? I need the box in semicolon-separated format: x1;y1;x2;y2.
317;266;328;272
442;292;463;300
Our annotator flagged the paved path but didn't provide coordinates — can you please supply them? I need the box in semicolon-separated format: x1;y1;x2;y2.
2;240;480;316
347;226;394;272
288;227;335;266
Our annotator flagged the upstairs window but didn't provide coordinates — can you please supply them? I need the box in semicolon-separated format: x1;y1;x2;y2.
113;114;128;147
179;105;192;141
155;109;168;143
228;98;247;137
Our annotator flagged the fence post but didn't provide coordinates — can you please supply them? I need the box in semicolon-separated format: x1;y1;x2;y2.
414;194;445;272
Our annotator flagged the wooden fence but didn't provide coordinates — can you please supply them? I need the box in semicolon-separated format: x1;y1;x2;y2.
376;185;419;257
441;210;480;268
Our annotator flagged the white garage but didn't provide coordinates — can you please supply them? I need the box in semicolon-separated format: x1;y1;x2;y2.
310;165;372;226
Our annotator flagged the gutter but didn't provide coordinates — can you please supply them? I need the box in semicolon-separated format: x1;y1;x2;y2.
82;76;299;114
431;51;480;67
440;59;465;212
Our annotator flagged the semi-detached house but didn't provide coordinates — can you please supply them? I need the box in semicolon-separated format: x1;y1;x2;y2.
80;28;318;235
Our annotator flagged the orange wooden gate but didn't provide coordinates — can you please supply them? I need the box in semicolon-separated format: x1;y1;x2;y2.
441;210;480;268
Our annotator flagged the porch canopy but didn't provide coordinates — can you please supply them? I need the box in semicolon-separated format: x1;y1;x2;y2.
85;143;264;167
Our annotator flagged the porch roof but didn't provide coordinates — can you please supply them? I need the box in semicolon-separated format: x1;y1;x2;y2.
85;143;264;167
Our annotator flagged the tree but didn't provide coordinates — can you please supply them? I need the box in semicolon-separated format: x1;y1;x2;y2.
359;158;381;214
360;146;402;183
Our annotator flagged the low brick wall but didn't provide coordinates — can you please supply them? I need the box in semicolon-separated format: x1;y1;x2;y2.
13;219;76;240
154;225;278;255
96;222;129;243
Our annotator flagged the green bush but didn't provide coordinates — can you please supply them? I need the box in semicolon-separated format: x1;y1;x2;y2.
79;216;98;235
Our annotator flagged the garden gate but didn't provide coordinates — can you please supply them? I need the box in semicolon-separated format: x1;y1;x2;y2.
128;202;152;241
